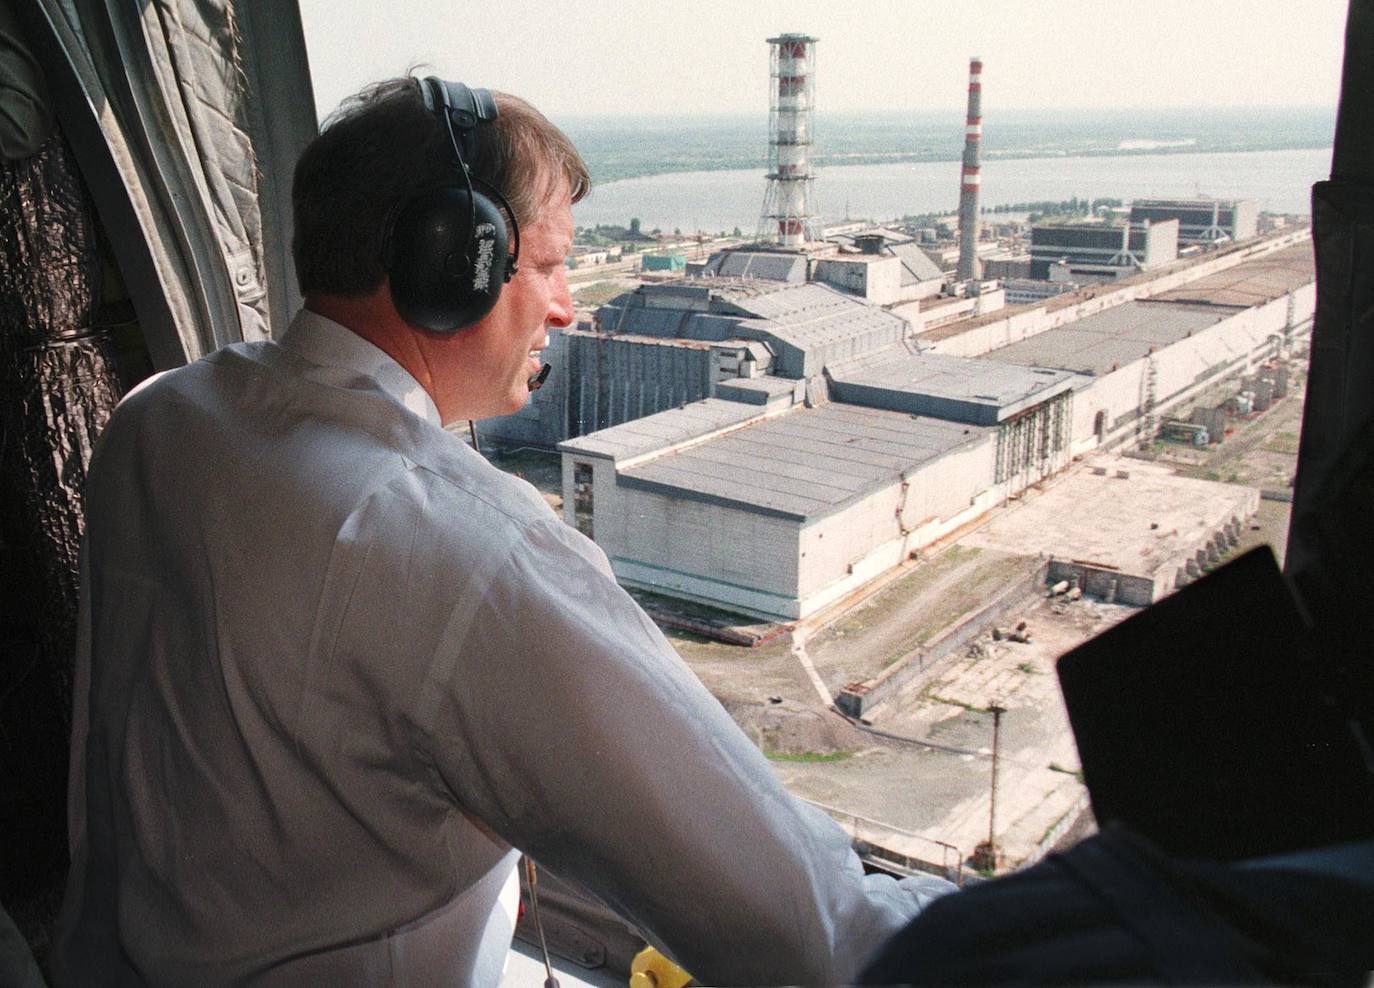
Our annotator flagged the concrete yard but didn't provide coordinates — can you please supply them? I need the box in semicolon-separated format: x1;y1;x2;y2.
962;456;1259;603
758;592;1129;873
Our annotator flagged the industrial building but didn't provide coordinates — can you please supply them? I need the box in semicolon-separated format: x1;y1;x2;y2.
1003;279;1076;306
1029;219;1179;280
811;232;946;304
481;251;931;448
549;235;1313;621
982;241;1314;452
478;25;1312;622
1129;198;1258;245
559;357;1075;620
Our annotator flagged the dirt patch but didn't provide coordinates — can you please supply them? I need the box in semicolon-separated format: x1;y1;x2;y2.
808;547;1040;689
724;700;875;758
628;587;787;646
665;628;812;708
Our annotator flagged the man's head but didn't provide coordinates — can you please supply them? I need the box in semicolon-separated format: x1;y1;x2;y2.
292;77;590;422
293;77;587;299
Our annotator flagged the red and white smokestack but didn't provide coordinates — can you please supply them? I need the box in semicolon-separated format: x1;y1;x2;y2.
957;56;983;282
761;34;819;247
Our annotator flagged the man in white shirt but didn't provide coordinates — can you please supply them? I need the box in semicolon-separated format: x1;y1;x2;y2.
57;76;951;986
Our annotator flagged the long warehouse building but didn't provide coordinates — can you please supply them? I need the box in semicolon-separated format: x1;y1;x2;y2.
556;238;1314;620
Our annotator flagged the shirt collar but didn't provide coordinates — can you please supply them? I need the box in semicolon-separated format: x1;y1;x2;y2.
278;308;443;428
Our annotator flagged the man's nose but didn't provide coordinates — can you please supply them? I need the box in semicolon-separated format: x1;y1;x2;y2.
547;273;573;328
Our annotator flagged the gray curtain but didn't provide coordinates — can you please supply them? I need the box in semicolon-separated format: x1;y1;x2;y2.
18;0;317;365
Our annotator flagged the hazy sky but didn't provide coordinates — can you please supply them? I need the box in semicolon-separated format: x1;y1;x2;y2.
299;1;1349;122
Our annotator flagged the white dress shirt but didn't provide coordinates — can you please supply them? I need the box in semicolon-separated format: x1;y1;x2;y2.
57;309;951;986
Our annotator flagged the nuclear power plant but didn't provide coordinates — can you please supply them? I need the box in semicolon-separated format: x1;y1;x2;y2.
474;32;1312;623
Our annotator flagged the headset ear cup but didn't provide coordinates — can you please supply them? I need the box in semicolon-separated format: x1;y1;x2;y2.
387;187;509;332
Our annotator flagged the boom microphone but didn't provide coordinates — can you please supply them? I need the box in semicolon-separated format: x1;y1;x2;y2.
527;363;551;391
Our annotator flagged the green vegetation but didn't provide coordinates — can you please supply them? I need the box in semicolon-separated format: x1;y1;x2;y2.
924;693;990;714
571;281;636;307
1264;431;1301;456
991;196;1123;223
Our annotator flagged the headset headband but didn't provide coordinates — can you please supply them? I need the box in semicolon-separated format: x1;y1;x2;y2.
419;76;520;276
421;78;497;161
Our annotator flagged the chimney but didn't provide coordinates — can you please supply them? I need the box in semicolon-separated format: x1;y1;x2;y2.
957;56;983;282
759;34;820;246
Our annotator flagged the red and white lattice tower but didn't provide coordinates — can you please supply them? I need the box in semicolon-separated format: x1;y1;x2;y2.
957;56;984;282
758;34;820;247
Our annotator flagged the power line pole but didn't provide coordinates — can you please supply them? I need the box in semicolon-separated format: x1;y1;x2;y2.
973;701;1007;874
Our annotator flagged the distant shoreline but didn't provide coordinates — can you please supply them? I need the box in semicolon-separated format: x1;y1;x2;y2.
586;143;1336;190
573;147;1330;232
562;105;1337;188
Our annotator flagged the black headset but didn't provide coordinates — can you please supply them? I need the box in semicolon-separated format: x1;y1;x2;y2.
385;77;521;333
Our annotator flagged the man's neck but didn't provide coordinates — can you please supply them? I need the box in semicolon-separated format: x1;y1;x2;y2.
305;290;438;399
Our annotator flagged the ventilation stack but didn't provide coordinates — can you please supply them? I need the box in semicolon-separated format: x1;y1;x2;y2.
759;34;819;247
957;56;983;282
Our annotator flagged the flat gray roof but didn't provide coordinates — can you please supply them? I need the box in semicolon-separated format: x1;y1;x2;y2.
828;346;1079;423
558;398;762;463
618;402;988;521
1150;243;1314;308
980;300;1228;377
714;373;802;406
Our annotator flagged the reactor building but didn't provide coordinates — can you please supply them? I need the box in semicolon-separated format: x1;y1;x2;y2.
552;234;1313;621
1128;198;1259;246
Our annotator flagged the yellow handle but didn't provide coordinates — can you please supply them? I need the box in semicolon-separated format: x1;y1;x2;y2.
629;945;692;988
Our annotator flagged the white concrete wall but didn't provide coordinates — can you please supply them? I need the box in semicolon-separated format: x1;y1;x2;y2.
813;256;908;305
561;452;622;538
565;434;998;621
1069;286;1315;453
796;437;995;613
600;486;803;618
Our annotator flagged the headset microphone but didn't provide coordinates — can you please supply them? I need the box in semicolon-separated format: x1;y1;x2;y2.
528;364;551;391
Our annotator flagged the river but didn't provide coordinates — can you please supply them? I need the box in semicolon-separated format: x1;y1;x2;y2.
572;147;1331;235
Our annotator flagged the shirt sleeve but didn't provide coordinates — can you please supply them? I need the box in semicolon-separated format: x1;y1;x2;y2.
418;514;953;986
